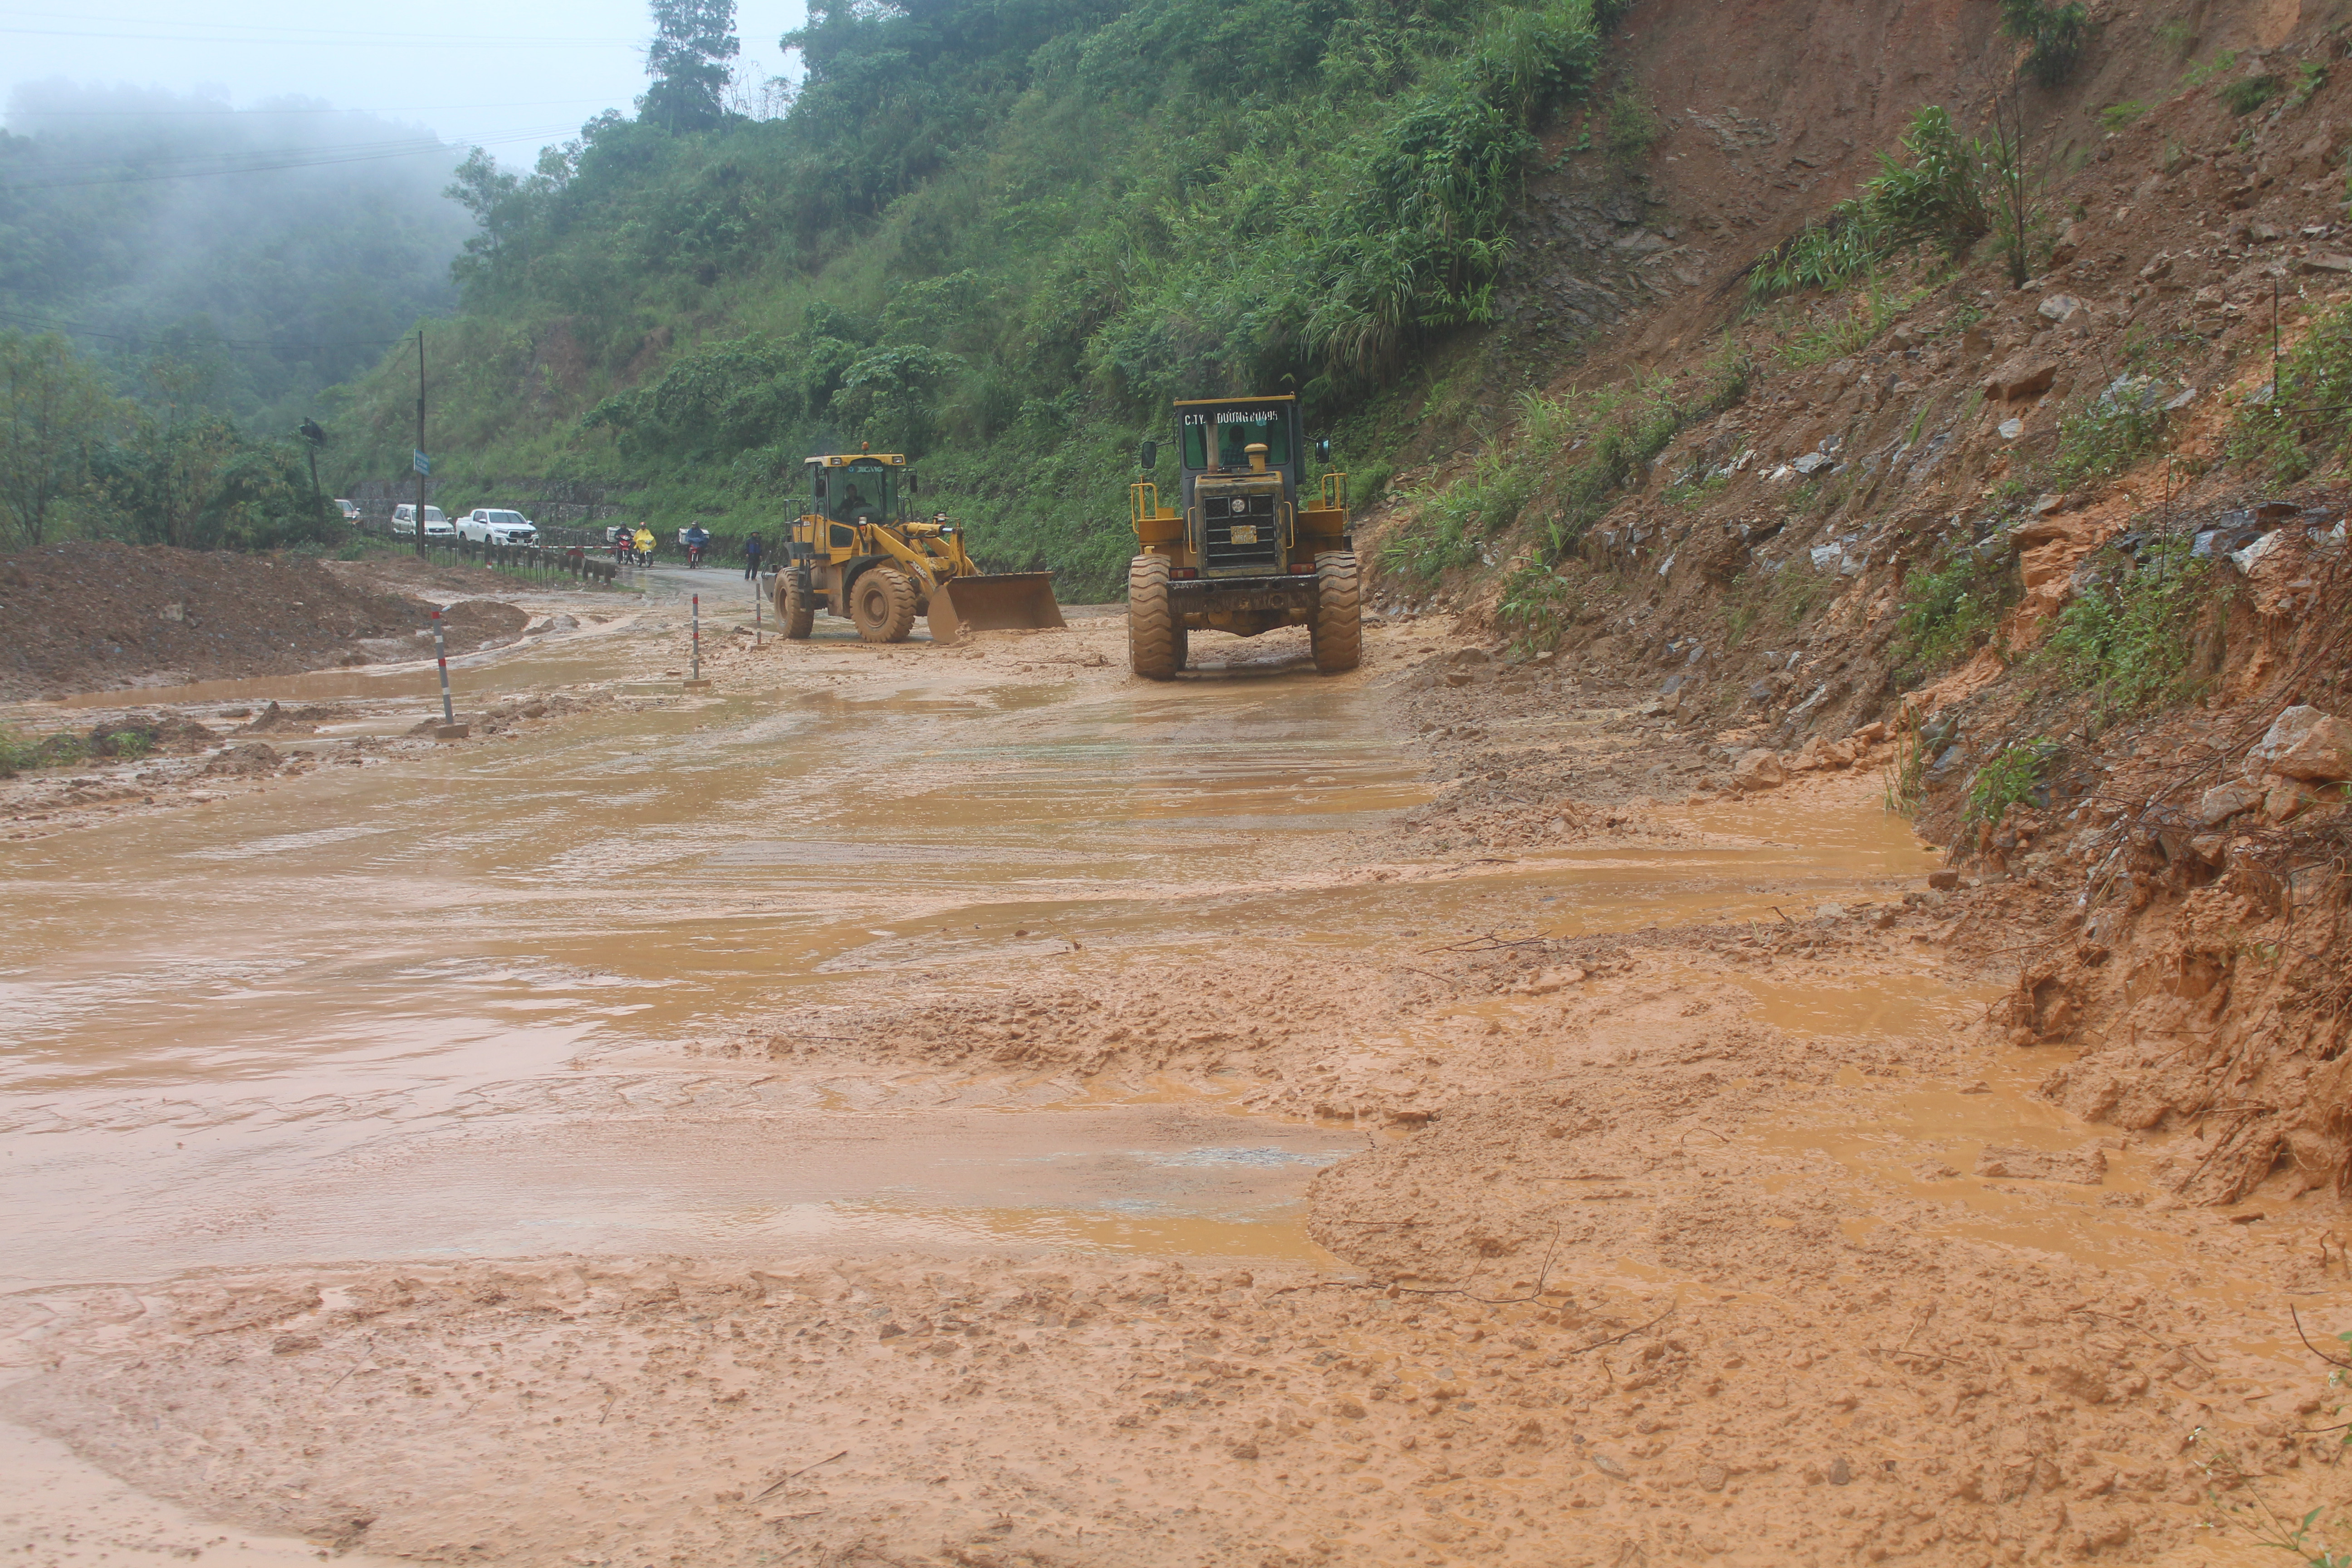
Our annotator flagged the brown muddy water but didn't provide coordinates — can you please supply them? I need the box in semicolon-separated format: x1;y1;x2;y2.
1;608;1960;1290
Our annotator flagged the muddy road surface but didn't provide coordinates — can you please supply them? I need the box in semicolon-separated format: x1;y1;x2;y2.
1;578;2339;1567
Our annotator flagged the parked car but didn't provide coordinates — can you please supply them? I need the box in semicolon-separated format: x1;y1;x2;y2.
392;504;453;538
456;507;539;545
333;498;363;522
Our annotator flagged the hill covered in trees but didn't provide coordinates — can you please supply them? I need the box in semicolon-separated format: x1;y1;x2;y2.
331;0;1632;595
1;82;472;429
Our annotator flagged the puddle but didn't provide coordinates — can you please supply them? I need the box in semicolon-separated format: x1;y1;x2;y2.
0;636;1418;1288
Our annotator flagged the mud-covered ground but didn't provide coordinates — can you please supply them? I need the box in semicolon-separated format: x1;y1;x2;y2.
3;591;2345;1568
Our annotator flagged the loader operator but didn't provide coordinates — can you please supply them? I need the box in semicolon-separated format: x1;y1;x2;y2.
838;482;871;521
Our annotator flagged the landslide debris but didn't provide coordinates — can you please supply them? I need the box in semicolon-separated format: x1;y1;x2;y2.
0;543;540;699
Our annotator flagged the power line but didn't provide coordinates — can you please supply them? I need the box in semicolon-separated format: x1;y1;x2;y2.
0;306;413;352
0;121;588;191
0;19;642;45
5;97;619;117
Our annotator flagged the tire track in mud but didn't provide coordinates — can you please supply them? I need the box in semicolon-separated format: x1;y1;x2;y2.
4;608;2347;1567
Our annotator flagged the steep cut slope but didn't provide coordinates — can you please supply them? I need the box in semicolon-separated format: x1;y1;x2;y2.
1358;0;2352;1208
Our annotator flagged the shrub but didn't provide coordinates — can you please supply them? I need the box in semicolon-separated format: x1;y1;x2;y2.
103;730;154;759
1496;561;1587;652
2228;297;2352;481
1748;108;1984;301
1894;544;2014;683
1968;735;2061;823
2221;74;2283;116
1381;448;1539;583
2040;550;2212;717
2099;100;2146;130
2049;375;2170;487
2000;0;2090;86
1603;89;1662;165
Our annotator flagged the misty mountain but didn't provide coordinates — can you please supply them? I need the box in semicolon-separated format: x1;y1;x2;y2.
0;80;472;428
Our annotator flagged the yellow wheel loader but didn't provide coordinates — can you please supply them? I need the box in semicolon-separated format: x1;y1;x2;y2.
772;451;1064;644
1126;394;1359;679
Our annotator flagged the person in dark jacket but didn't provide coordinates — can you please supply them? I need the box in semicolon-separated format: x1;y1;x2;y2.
743;534;764;580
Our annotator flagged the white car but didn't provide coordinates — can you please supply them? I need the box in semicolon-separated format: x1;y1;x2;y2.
392;504;454;538
457;507;539;545
333;498;362;522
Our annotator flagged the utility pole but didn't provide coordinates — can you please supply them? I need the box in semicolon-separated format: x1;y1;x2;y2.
414;330;428;561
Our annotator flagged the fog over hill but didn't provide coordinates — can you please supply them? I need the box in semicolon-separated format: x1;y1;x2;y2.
0;80;474;426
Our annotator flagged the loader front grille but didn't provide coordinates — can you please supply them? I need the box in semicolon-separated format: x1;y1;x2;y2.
1202;491;1280;573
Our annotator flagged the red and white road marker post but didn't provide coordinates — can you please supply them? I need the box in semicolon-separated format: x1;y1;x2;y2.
431;609;469;738
683;593;711;691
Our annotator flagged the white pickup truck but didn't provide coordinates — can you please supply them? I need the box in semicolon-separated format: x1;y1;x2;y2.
456;507;539;545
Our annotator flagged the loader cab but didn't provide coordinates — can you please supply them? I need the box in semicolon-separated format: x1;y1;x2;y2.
804;452;906;552
1176;396;1299;578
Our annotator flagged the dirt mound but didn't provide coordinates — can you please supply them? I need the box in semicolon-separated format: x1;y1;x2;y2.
0;544;544;700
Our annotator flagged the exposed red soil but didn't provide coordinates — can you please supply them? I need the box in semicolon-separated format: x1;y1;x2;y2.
0;544;534;701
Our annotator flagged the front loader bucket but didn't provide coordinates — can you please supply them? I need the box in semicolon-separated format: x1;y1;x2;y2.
927;573;1065;642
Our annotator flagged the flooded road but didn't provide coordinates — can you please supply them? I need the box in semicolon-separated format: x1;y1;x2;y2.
4;588;2334;1568
0;587;1964;1289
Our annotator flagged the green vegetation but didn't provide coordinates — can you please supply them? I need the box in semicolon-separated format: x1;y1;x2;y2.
2292;61;2330;109
2099;100;2146;130
1382;448;1542;581
2040;549;2212;719
1748;107;1986;300
2183;50;2240;89
1495;559;1588;651
2229;296;2352;481
0;330;338;550
0;83;469;429
1893;543;2014;685
2153;18;2196;58
1774;281;1930;368
1982;94;2045;289
1967;735;2060;823
1999;0;2089;87
2221;74;2283;116
1381;345;1745;583
1603;88;1662;166
2048;375;2170;488
327;0;1636;596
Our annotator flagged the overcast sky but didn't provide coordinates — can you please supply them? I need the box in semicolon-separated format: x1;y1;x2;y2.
2;0;808;154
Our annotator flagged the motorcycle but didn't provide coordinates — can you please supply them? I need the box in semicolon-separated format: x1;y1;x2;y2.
686;544;704;568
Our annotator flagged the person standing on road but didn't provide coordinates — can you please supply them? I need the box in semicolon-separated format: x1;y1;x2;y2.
743;533;764;580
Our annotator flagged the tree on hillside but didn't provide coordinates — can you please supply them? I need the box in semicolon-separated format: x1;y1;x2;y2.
0;331;120;548
640;0;741;133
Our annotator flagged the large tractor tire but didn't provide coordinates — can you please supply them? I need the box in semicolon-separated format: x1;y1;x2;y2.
1311;551;1362;675
1128;554;1183;679
849;565;918;642
774;568;816;640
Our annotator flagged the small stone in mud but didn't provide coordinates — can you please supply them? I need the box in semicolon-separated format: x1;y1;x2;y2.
1230;1441;1259;1460
1697;1463;1727;1493
271;1333;320;1355
1927;870;1961;891
1590;1452;1627;1478
1828;1456;1852;1486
